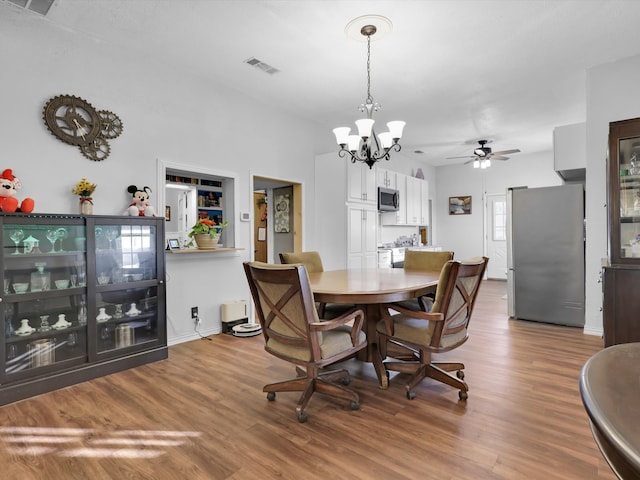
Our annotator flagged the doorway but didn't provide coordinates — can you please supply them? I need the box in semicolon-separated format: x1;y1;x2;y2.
252;176;302;263
485;193;507;280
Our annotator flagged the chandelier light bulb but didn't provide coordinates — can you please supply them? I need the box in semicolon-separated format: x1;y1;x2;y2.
473;159;480;169
347;135;361;152
386;121;405;141
355;118;375;139
333;127;351;146
378;132;392;148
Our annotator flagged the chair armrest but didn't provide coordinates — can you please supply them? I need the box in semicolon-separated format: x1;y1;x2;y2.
310;308;365;346
382;303;444;322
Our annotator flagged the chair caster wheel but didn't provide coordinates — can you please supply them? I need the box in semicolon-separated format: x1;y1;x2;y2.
266;392;276;401
406;390;416;400
297;411;308;423
456;370;465;380
459;390;468;401
342;376;351;386
350;401;360;411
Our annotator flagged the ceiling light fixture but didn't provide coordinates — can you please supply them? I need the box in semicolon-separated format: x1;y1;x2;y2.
333;18;405;169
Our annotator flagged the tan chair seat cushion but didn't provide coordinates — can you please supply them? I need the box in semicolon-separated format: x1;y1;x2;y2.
376;316;466;349
268;326;366;362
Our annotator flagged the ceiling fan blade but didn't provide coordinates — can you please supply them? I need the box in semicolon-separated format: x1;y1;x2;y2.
463;158;476;165
490;149;520;156
489;155;510;161
446;155;475;160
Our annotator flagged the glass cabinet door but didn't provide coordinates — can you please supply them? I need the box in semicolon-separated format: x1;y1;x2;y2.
92;221;162;355
610;118;640;264
2;220;87;379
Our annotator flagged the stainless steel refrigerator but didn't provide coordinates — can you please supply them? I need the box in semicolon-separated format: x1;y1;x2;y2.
506;184;585;326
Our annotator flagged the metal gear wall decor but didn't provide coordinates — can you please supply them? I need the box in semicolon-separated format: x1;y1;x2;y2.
43;95;123;161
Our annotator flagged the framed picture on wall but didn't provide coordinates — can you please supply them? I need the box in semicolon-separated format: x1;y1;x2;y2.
449;196;472;215
274;193;290;233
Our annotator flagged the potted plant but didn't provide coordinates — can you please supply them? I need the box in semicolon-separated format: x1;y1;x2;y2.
188;218;228;248
72;178;97;215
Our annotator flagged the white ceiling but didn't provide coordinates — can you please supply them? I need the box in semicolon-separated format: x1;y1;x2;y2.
9;0;640;166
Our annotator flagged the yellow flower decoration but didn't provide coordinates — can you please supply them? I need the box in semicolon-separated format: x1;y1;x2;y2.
72;178;97;197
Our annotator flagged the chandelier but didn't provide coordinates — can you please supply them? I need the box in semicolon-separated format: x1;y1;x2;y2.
332;22;405;169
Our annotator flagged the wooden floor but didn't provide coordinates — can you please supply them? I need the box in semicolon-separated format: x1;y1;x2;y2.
0;280;615;479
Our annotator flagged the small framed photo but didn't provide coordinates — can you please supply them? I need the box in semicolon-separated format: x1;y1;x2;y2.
449;196;472;215
167;238;180;250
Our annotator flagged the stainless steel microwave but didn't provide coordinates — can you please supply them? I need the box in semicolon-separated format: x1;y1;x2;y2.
378;187;400;212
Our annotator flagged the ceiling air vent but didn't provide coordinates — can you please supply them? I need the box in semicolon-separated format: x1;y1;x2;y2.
244;57;280;75
4;0;55;15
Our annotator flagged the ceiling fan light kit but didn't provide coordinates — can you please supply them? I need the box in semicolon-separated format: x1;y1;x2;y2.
333;16;405;169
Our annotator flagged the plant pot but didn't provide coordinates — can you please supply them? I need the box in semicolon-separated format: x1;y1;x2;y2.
194;233;220;249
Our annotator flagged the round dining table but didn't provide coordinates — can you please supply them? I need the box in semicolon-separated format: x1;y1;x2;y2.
580;342;640;480
307;268;439;361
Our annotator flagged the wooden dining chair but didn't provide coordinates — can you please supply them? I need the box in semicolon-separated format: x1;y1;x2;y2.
243;261;367;422
396;250;455;311
373;257;488;401
279;251;354;319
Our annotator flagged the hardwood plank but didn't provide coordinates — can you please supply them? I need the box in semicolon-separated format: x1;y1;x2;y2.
0;280;615;479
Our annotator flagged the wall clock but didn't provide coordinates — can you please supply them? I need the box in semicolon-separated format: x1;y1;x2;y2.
43;95;123;161
43;95;101;146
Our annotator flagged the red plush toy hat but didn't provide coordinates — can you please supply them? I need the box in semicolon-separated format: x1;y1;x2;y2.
0;169;15;181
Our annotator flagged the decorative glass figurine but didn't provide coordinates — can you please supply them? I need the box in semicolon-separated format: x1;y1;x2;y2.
77;299;87;326
38;315;51;332
96;307;112;323
30;262;50;292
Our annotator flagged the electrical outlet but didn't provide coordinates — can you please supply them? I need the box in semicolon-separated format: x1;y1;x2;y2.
191;306;198;319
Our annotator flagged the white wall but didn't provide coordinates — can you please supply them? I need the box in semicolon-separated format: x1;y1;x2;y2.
0;9;324;343
434;151;561;261
584;53;640;336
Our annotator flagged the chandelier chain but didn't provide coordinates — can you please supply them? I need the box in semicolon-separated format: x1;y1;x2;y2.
366;34;373;105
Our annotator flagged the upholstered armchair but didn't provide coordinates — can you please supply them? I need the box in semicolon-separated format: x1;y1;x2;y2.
373;257;488;401
243;261;367;422
279;251;354;319
395;250;454;311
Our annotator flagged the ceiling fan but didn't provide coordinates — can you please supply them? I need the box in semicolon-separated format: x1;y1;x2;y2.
447;140;521;168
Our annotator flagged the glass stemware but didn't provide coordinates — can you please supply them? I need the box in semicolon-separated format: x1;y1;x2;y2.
45;229;59;253
105;228;119;250
55;228;68;252
9;229;24;255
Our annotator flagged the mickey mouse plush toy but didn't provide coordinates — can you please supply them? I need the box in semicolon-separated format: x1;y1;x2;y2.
0;169;34;213
124;185;156;216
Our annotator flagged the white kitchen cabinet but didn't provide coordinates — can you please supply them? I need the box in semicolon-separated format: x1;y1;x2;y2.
406;175;422;225
347;161;377;205
381;173;407;225
347;204;378;269
420;179;430;226
377;168;397;189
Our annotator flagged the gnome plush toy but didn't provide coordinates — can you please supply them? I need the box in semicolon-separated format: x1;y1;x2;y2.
0;169;34;213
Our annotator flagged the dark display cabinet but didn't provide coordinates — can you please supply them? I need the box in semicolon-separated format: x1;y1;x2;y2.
604;117;640;346
1;214;167;405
